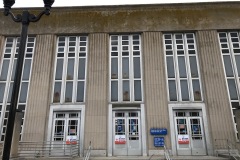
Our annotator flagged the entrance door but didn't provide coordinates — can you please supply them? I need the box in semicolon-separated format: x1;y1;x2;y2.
174;111;206;155
113;111;141;156
51;112;80;156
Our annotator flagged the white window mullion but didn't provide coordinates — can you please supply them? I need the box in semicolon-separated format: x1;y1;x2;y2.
194;33;203;102
72;37;79;103
119;36;123;102
228;33;240;100
61;38;68;104
184;34;194;101
229;33;240;100
130;35;134;102
173;35;181;101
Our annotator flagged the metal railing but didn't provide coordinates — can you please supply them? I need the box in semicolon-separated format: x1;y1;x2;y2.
215;139;240;160
16;140;80;158
164;145;172;160
148;146;171;160
84;141;92;160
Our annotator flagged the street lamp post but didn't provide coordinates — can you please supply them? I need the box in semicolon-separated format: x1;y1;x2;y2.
2;0;54;159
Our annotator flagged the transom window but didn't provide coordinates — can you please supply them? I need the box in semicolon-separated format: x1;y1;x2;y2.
52;36;88;104
110;34;143;102
0;37;35;141
164;33;202;102
218;31;240;139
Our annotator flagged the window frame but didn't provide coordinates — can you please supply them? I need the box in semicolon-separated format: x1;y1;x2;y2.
109;34;143;103
218;31;240;141
164;33;203;102
0;36;35;141
52;36;88;104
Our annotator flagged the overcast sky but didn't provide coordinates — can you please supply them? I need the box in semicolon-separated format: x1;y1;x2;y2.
0;0;239;8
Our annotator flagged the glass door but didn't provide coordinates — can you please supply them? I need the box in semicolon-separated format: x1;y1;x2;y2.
113;111;141;156
51;112;80;156
174;111;206;156
189;117;206;155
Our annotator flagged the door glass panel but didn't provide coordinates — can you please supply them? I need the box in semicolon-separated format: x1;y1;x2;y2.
69;113;79;118
129;112;138;117
176;118;189;149
177;119;187;135
190;112;200;117
115;112;124;117
176;112;185;117
68;120;78;136
115;119;125;135
129;119;139;140
190;118;204;148
54;120;65;141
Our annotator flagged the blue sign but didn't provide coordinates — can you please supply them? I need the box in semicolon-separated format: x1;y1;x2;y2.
154;137;164;147
150;128;167;135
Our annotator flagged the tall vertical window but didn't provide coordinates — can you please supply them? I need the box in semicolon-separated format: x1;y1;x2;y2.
110;34;143;102
164;33;202;102
0;37;35;141
52;36;88;104
218;31;240;139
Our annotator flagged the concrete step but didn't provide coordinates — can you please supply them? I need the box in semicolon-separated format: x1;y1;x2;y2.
11;156;230;160
80;156;229;160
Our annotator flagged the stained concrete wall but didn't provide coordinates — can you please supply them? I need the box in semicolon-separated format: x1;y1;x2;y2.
142;32;170;152
196;30;236;148
0;2;240;35
0;1;239;156
22;35;56;141
84;33;109;156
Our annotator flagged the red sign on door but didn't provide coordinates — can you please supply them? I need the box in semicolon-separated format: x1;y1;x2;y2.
178;135;189;144
115;135;126;144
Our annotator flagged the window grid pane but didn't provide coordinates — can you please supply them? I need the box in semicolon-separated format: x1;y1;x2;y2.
110;35;142;102
53;36;87;103
218;31;240;140
0;37;35;141
164;33;202;102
